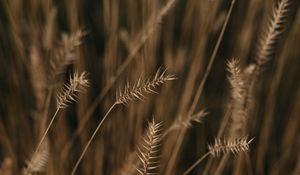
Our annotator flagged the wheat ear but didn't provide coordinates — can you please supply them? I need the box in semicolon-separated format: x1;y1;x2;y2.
182;137;254;175
136;119;163;175
24;72;89;174
71;68;175;175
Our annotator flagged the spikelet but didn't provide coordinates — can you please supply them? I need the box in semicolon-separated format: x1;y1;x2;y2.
49;30;86;80
136;119;163;175
226;59;248;138
135;0;176;47
227;59;245;102
116;68;176;105
164;109;207;136
24;139;49;175
56;72;89;109
255;0;290;73
208;137;254;157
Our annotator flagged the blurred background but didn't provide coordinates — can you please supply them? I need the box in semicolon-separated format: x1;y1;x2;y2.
0;0;299;174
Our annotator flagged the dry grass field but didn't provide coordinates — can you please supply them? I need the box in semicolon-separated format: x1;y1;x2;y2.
0;0;299;174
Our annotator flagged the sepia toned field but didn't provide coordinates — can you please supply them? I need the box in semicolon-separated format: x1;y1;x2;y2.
0;0;299;174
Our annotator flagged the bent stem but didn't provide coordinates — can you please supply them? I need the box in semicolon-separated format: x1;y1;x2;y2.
70;103;117;175
25;108;60;174
182;152;210;175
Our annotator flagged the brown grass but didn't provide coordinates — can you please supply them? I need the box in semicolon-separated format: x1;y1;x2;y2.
0;0;299;175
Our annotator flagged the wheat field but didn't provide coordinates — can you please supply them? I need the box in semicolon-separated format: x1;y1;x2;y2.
0;0;299;174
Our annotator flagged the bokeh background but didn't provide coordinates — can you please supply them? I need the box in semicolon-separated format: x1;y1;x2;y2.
0;0;299;174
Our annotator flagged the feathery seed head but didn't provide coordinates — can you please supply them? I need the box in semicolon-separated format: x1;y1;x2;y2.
255;0;290;71
24;139;49;175
116;68;176;105
49;30;86;80
227;58;245;100
56;71;89;109
164;109;207;136
208;137;254;157
136;119;163;175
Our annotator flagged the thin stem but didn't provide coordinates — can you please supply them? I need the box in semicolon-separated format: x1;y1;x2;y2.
39;108;60;151
70;103;117;175
213;155;229;175
25;107;60;174
189;0;236;115
182;152;210;175
40;89;53;135
165;1;236;174
217;105;232;138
